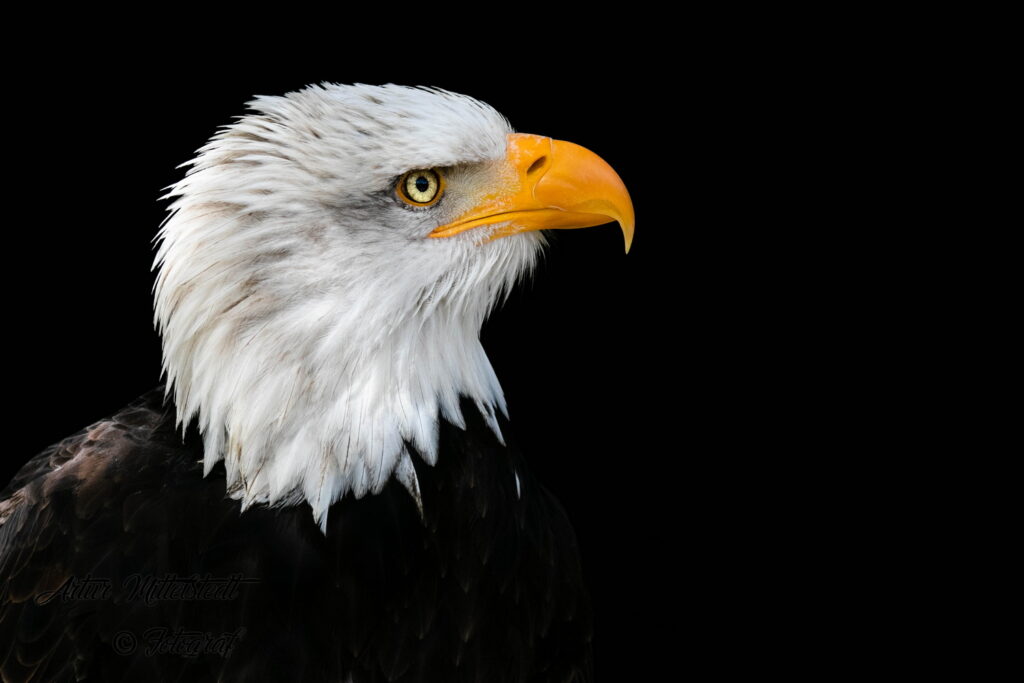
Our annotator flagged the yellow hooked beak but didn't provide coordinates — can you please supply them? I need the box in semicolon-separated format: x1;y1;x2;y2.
428;133;635;252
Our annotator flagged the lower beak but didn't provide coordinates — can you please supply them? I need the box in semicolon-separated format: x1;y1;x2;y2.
428;133;635;252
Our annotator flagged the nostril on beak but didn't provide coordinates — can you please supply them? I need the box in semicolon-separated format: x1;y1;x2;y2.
526;156;547;176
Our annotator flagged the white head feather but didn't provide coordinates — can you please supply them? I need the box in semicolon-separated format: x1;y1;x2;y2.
153;84;544;530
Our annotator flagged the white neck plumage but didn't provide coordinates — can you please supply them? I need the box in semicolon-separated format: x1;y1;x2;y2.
154;196;542;531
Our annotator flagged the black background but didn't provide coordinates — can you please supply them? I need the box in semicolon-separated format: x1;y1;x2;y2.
3;54;733;679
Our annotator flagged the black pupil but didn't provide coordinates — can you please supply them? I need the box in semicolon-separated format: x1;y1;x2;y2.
414;175;430;193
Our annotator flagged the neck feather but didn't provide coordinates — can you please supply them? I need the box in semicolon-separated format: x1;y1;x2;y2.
154;205;541;531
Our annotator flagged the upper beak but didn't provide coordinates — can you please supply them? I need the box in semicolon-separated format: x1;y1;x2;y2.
428;133;635;252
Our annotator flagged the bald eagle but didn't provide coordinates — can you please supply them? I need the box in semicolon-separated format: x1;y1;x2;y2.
0;84;633;683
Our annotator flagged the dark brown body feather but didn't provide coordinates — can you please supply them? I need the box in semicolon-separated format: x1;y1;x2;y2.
0;388;592;682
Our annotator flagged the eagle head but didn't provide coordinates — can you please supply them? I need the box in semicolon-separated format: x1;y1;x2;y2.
153;83;633;529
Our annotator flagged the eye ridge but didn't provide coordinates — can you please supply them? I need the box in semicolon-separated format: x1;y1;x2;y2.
397;168;444;207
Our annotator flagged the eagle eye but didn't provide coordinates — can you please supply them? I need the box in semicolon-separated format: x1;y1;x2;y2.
397;169;444;206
